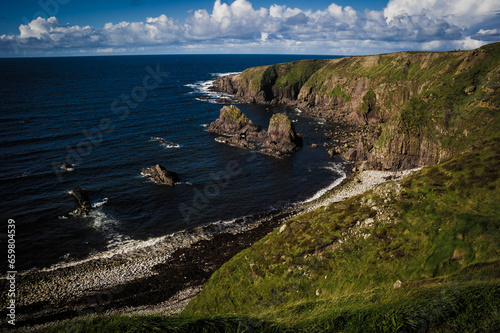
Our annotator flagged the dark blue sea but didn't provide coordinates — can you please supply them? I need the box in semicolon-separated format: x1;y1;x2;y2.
0;54;344;272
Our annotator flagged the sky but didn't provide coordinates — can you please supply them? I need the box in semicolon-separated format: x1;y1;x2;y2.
0;0;499;57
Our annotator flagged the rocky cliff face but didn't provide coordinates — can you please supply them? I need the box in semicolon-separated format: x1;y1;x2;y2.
212;43;500;170
207;105;301;158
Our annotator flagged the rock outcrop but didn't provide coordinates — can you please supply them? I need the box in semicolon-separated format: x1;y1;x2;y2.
142;164;180;185
211;43;500;170
71;187;91;215
61;162;74;171
208;105;301;158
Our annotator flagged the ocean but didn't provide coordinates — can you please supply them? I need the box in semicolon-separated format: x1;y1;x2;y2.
0;54;345;272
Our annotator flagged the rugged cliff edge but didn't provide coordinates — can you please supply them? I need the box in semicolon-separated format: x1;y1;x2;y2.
212;43;500;170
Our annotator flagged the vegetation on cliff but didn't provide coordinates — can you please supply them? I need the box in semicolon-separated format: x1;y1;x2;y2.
215;43;500;170
221;104;251;123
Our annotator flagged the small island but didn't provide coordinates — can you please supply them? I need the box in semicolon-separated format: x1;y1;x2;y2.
207;105;302;158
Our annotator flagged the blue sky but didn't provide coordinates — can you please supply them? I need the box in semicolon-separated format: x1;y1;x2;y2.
0;0;499;57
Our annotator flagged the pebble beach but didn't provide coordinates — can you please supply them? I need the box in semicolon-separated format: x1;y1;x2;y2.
7;166;420;330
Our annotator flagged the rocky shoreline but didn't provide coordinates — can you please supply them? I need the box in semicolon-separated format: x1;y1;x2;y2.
6;164;418;331
208;79;376;167
4;73;422;331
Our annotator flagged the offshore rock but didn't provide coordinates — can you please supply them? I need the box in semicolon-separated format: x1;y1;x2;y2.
71;187;91;215
142;164;180;186
207;105;260;135
208;105;301;158
61;162;74;171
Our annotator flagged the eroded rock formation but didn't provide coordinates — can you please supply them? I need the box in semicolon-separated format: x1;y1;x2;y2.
207;105;302;158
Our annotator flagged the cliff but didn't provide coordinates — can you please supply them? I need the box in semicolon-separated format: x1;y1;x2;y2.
212;43;500;170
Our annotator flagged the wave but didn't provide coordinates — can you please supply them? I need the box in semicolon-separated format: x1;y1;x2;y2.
317;117;326;125
185;72;240;101
92;197;108;208
32;163;349;275
303;162;347;203
151;137;182;148
210;71;241;77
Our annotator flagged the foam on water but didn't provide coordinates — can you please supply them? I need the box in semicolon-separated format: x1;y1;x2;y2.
210;72;241;77
150;137;182;148
185;72;240;101
304;162;348;203
92;197;108;208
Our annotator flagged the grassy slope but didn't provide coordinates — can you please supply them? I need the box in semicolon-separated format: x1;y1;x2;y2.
183;137;500;331
46;138;500;332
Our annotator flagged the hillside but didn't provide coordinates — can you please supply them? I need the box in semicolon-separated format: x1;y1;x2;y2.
213;43;500;170
183;137;500;332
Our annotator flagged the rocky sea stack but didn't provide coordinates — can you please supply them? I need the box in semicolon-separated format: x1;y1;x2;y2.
207;105;301;157
71;187;91;215
142;164;180;185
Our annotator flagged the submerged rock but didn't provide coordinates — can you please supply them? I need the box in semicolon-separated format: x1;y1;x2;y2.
208;105;301;158
142;164;180;186
71;187;91;215
61;162;74;171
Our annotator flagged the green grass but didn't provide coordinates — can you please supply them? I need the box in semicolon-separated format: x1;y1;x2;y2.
361;89;376;112
43;279;500;332
269;113;292;130
182;137;500;330
221;105;250;123
329;86;352;101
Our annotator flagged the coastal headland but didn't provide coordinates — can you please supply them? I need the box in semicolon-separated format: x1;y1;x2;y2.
2;43;499;331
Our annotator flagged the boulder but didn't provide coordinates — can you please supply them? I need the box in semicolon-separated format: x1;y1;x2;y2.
142;164;180;186
61;162;74;171
71;187;91;215
215;98;233;104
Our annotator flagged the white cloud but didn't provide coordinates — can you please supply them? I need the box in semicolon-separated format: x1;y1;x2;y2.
0;0;498;56
384;0;500;26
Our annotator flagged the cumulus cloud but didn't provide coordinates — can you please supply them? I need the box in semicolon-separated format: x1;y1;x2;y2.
384;0;499;26
0;0;498;56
